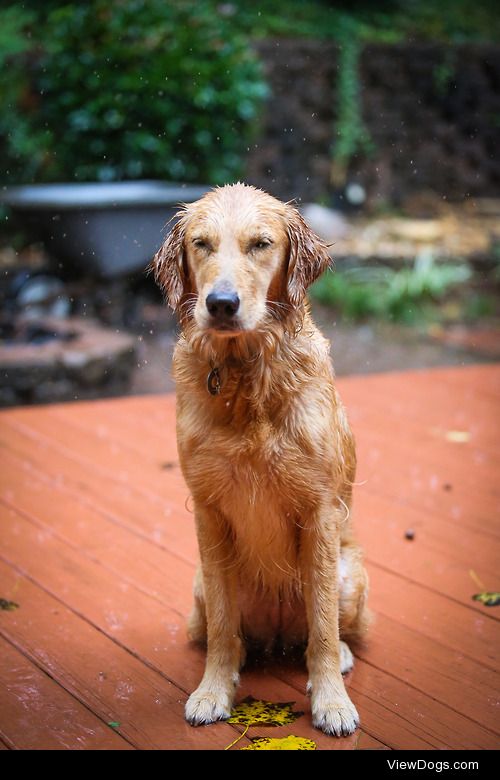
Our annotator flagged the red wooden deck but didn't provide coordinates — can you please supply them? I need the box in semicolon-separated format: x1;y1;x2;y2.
0;364;499;750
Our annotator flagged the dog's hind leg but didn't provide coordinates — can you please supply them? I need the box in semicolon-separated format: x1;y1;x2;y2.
187;565;207;644
338;539;370;653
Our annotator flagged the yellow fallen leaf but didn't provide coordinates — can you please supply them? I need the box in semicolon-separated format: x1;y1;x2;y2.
445;430;470;443
472;592;500;607
227;696;303;727
241;735;316;751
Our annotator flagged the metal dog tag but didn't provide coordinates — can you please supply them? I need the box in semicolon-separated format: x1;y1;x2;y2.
207;367;221;396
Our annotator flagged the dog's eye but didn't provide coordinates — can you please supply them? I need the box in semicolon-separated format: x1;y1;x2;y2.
252;239;272;251
193;238;210;251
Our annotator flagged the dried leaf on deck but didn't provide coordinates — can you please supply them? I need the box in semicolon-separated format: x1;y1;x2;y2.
227;696;303;726
472;592;500;607
0;598;19;611
241;735;316;750
445;430;470;443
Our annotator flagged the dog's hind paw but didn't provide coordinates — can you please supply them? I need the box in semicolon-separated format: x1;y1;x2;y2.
185;685;233;726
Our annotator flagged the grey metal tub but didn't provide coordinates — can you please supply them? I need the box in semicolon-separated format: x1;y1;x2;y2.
0;181;208;277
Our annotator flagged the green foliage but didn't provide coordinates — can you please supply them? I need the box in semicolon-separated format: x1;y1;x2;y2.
1;0;497;187
0;5;34;62
0;0;268;184
463;293;497;321
233;0;499;179
0;6;45;184
433;49;458;95
331;29;373;181
232;0;500;43
311;253;472;323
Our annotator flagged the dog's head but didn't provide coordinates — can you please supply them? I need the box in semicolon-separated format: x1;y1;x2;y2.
153;183;331;337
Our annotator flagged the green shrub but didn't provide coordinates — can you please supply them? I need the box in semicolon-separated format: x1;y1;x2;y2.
0;0;268;184
330;29;374;185
311;253;472;323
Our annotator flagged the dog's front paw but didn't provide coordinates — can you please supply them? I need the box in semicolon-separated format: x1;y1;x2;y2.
185;684;234;726
311;693;359;737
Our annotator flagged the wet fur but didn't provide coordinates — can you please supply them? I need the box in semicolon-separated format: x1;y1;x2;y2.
153;183;369;736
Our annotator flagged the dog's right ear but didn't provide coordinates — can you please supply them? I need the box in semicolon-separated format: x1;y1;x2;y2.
151;214;187;311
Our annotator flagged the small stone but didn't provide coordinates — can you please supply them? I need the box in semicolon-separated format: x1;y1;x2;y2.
300;203;350;242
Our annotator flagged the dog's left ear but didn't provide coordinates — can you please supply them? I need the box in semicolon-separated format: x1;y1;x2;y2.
285;206;332;306
151;214;187;311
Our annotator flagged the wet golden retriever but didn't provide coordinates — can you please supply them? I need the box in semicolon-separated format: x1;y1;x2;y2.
153;183;368;736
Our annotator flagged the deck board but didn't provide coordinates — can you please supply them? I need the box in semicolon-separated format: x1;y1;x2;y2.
1;364;499;750
0;635;134;750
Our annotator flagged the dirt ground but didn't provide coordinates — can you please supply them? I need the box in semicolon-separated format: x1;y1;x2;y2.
129;300;497;397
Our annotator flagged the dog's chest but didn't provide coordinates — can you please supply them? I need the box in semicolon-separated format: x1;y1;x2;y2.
223;450;300;589
180;412;303;584
183;413;299;505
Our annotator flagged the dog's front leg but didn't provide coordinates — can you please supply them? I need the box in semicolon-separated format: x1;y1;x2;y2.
301;503;359;736
185;505;241;726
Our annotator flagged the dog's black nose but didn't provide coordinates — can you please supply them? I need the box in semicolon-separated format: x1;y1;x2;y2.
206;291;240;320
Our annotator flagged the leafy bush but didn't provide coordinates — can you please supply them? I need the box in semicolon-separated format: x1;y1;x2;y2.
233;0;500;43
0;0;268;184
311;253;472;323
